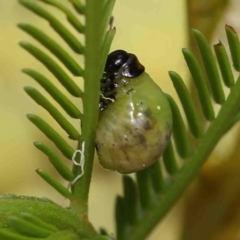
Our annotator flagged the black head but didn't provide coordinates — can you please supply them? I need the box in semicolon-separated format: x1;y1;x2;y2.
105;50;129;74
121;53;145;78
104;50;145;78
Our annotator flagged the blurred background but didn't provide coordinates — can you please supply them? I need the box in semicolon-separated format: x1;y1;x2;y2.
0;0;240;239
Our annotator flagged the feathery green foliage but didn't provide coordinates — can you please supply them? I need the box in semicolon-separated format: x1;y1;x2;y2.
115;26;240;240
0;1;240;240
0;0;115;239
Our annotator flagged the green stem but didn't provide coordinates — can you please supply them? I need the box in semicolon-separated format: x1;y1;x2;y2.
70;1;104;216
131;76;240;239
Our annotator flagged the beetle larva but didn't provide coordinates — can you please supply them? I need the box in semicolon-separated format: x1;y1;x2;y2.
96;50;172;174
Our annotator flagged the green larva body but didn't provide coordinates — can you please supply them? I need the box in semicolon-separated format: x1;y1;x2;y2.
96;69;172;174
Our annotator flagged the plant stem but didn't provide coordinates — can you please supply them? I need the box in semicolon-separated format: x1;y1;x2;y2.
71;1;104;216
131;76;240;239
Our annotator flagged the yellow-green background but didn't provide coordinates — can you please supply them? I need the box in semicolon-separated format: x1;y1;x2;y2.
0;1;239;239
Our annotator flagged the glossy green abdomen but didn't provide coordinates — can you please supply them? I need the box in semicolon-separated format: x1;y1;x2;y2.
96;72;172;174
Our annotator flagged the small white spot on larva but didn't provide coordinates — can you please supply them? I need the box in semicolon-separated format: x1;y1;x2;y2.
157;106;161;110
143;164;146;167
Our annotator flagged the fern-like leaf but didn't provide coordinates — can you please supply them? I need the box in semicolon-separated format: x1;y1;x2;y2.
115;25;240;240
18;0;116;216
8;1;240;239
2;0;115;239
